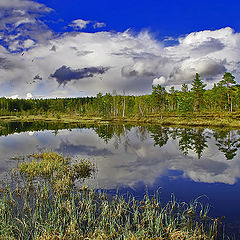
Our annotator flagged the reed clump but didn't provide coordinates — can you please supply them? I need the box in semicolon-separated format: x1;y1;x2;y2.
17;151;93;196
0;152;219;240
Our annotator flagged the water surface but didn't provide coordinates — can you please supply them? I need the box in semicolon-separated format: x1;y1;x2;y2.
0;122;240;237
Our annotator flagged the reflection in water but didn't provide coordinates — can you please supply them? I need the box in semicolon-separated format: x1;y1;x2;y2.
0;122;240;236
175;128;209;159
214;130;240;160
0;122;240;161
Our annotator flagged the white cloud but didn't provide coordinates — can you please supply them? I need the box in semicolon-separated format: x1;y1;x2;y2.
26;93;33;99
23;39;35;49
15;18;35;27
70;19;90;29
93;22;106;28
164;27;240;85
0;0;52;12
8;94;19;99
0;0;52;51
153;76;166;86
8;41;20;51
0;24;240;97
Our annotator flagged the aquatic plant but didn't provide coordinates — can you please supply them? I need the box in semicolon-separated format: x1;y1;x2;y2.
17;151;94;196
0;151;220;239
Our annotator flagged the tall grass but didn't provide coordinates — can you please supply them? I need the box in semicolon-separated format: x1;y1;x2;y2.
0;152;219;239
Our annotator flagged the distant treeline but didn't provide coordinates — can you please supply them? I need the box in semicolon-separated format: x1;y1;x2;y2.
0;72;239;116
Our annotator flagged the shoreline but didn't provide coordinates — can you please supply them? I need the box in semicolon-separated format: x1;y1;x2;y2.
0;113;240;129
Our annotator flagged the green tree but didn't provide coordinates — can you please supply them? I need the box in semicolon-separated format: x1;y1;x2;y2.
169;86;176;111
178;84;193;113
191;73;206;111
220;72;236;111
151;85;166;112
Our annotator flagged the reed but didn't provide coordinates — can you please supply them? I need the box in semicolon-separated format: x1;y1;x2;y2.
0;152;219;240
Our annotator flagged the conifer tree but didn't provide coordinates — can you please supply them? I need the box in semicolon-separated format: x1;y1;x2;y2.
220;72;236;111
191;73;206;111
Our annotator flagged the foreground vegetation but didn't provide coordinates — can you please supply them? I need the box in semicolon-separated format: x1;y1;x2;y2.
0;152;220;239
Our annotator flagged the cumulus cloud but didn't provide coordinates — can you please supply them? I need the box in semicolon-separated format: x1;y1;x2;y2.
70;19;90;29
93;22;106;28
23;39;35;49
15;18;35;27
163;27;240;85
26;93;33;99
0;0;53;51
168;58;227;83
8;94;19;99
0;0;51;11
0;5;240;99
153;76;166;86
50;65;110;85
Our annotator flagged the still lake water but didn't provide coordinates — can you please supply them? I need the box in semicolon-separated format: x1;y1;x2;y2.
0;122;240;237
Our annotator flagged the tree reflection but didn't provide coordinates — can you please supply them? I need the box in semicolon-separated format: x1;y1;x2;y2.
93;124;131;144
0;121;76;136
174;128;209;159
0;121;239;161
93;124;116;143
213;130;240;160
176;128;194;155
147;126;169;147
191;128;209;159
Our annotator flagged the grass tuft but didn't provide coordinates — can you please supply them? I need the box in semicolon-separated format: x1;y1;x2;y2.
0;152;220;239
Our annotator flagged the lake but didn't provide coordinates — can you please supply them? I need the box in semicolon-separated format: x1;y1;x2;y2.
0;122;240;238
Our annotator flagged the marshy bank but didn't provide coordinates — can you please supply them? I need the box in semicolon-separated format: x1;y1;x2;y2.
0;113;240;128
1;111;240;128
0;152;220;240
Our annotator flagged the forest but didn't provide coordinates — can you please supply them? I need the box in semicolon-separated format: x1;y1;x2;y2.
0;72;239;117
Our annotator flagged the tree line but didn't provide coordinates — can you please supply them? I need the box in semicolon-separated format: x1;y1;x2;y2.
0;72;239;117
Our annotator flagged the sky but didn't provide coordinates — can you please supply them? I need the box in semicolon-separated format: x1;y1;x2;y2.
0;0;240;98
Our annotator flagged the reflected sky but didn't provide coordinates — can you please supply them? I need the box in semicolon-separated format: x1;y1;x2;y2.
0;125;240;234
0;126;240;187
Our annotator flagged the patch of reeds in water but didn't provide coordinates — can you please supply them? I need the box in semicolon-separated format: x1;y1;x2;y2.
0;152;219;239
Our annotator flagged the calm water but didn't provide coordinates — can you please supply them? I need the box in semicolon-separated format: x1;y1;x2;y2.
0;122;240;237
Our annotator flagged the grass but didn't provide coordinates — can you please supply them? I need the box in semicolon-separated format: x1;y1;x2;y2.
0;152;221;239
16;151;94;196
1;111;240;128
0;187;219;240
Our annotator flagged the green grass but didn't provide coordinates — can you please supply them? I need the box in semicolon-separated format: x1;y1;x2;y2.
1;112;240;128
0;152;221;239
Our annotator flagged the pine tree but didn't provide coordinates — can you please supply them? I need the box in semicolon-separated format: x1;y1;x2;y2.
220;72;236;111
152;84;166;112
191;73;206;112
178;84;193;113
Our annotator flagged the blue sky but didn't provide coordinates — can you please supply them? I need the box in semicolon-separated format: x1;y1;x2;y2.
0;0;239;98
39;0;240;37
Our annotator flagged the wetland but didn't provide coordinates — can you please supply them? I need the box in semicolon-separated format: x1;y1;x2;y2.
0;121;240;239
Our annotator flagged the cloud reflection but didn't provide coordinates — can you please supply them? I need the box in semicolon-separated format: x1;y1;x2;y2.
0;127;239;188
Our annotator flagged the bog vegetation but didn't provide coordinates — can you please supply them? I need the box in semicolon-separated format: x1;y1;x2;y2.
0;152;220;240
0;72;239;117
